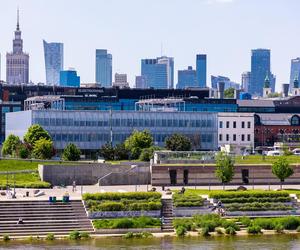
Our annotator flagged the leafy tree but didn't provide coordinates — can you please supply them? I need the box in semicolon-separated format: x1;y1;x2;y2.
215;152;235;190
165;134;191;151
124;130;153;159
32;138;54;160
99;143;115;160
2;134;21;157
224;87;235;98
272;156;294;189
24;124;51;146
62;143;81;161
16;143;30;159
139;146;162;162
114;143;129;161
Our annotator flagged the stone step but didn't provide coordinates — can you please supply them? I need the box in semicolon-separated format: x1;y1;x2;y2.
0;229;94;236
0;225;94;231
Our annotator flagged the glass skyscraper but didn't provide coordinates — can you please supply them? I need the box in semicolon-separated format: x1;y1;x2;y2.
95;49;112;87
60;69;80;87
177;66;197;89
290;58;300;91
141;56;174;89
196;54;207;88
43;40;63;85
249;49;275;96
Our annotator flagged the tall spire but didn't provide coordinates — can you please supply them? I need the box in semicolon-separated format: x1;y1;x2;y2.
16;8;20;31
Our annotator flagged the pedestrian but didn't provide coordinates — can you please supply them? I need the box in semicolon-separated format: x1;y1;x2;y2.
72;180;76;192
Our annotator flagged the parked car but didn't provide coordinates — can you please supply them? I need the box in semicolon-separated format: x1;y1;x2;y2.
292;148;300;155
266;150;284;156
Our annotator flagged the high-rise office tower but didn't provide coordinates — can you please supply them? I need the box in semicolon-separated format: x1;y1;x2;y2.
60;69;80;87
43;40;63;85
95;49;112;87
290;58;300;91
241;71;251;92
196;54;207;88
176;66;197;89
141;56;174;89
211;75;240;90
6;10;29;84
249;49;275;96
135;76;147;89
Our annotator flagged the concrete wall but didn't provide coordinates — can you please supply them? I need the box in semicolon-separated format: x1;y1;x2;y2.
38;163;150;186
151;164;300;186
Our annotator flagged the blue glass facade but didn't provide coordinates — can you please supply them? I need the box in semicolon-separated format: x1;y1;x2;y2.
95;49;112;87
43;40;63;85
196;54;207;88
59;70;80;87
290;58;300;91
177;66;197;89
250;49;275;96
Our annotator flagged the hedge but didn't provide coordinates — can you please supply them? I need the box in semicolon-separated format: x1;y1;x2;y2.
173;193;204;207
89;201;162;212
226;202;293;211
250;216;300;230
210;191;289;199
83;192;161;201
93;216;161;229
219;197;291;204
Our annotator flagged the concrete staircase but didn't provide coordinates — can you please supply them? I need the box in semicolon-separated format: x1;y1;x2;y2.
0;200;94;236
161;198;174;232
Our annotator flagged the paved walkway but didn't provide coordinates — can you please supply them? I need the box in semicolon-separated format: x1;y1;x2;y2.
1;184;300;201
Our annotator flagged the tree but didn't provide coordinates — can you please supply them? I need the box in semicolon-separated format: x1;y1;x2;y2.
114;143;129;160
16;143;30;159
124;130;153;159
139;146;162;162
2;134;21;157
99;143;115;160
224;87;235;98
165;134;191;151
215;152;235;190
272;156;294;189
24;124;51;146
32;138;54;160
62;143;81;161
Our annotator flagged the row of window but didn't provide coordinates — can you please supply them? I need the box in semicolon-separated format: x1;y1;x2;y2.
219;120;251;129
35;117;215;128
219;134;251;142
51;133;214;143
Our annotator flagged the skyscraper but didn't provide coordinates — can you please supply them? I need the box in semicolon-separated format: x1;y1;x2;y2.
60;69;80;87
141;56;174;89
43;40;64;85
196;54;207;88
6;10;29;84
176;66;197;89
135;76;147;89
249;49;275;96
95;49;112;87
290;58;300;91
241;71;251;92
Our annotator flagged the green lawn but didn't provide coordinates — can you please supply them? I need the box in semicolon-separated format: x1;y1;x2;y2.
235;155;300;164
0;159;65;188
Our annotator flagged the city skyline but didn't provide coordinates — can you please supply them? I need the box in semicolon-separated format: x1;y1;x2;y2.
0;1;300;89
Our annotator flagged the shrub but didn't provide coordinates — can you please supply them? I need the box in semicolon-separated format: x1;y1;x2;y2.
123;232;134;239
93;217;161;229
173;193;204;207
275;224;284;233
222;220;240;231
247;225;262;234
277;216;300;230
210;191;290;200
113;218;134;229
239;216;252;227
173;218;194;231
176;225;187;237
215;228;224;235
80;232;90;239
140;232;153;238
46;233;55;241
3;234;10;242
83;192;161;201
296;226;300;232
253;218;275;230
200;226;210;236
62;143;81;161
69;231;81;240
225;226;236;235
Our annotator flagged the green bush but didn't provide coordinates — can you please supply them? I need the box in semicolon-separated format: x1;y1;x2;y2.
219;197;291;204
239;216;252;227
3;234;10;242
277;216;300;230
253;218;275;230
296;226;300;232
173;218;194;231
93;217;161;229
226;202;292;211
210;191;289;200
69;231;81;240
215;228;223;234
225;226;236;235
80;232;90;239
83;192;161;201
123;232;134;239
222;220;240;231
275;224;284;233
173;193;204;207
200;226;210;236
46;233;55;241
247;225;262;234
176;225;187;237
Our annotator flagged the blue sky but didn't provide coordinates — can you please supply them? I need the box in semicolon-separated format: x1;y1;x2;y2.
0;0;299;89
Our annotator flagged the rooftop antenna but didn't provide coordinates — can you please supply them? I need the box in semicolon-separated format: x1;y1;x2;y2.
16;7;20;30
160;42;163;57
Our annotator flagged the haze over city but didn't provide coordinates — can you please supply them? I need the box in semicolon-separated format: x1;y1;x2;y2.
0;0;300;89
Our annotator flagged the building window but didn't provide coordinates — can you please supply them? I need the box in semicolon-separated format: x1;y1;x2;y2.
241;121;245;128
248;121;251;128
233;134;236;141
241;134;245;141
226;134;229;141
233;121;236;128
219;134;222;141
219;121;223;128
291;115;300;126
226;121;229;128
247;134;251;141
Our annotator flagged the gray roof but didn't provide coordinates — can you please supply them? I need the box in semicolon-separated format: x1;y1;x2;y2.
256;113;299;125
237;99;275;107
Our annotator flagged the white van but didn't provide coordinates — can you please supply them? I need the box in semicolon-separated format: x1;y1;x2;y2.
266;150;283;156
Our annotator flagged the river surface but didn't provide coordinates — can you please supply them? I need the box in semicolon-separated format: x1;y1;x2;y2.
1;235;300;250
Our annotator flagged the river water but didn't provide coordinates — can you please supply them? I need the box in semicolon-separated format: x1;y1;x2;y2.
1;235;300;250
